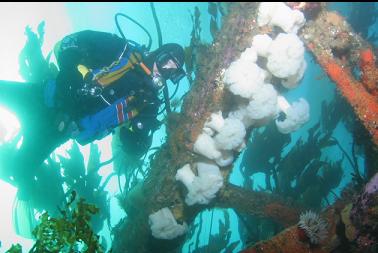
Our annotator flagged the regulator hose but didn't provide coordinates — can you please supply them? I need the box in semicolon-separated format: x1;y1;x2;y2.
115;13;153;51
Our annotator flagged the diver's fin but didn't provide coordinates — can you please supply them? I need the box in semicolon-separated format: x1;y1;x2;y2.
12;196;37;239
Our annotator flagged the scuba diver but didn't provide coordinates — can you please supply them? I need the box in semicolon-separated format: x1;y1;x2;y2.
0;29;186;201
0;7;186;239
53;30;186;150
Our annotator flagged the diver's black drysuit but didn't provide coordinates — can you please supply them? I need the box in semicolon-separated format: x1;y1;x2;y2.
55;30;162;156
0;30;164;200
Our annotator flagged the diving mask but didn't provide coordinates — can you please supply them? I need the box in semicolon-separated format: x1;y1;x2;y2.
156;52;186;84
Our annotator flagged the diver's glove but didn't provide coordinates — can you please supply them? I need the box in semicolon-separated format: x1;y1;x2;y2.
127;89;159;115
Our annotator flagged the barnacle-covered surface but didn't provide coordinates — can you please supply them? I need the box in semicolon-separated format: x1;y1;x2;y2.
241;172;378;253
300;7;378;147
216;184;300;227
240;3;378;252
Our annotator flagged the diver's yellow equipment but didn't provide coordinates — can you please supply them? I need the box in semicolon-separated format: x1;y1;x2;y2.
93;52;142;86
78;48;154;88
78;64;90;78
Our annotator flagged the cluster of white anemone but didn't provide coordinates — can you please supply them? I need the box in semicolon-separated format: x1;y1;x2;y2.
175;162;224;206
148;207;188;240
193;112;246;165
192;2;310;173
224;2;310;136
150;2;310;240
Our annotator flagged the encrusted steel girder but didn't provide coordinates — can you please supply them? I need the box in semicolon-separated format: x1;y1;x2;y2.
300;8;378;146
111;3;301;253
110;3;378;253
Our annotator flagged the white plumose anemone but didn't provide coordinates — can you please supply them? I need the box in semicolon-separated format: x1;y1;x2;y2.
247;83;278;121
251;34;273;57
185;162;224;205
228;105;256;129
239;46;258;63
193;133;222;160
214;118;246;151
257;2;306;34
223;59;268;99
282;59;307;89
175;164;196;189
275;97;310;134
149;208;188;240
215;150;234;167
266;33;306;80
204;111;225;134
176;162;224;206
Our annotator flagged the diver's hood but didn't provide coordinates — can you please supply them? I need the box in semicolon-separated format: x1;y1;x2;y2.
154;44;186;84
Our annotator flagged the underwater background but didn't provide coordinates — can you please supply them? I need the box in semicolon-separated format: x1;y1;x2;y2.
0;2;377;253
